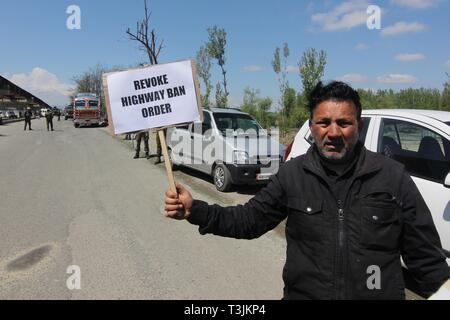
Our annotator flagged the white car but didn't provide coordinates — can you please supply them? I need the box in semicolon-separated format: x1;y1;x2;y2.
167;108;284;192
285;109;450;265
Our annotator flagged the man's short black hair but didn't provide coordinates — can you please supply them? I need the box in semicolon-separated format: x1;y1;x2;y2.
308;81;362;120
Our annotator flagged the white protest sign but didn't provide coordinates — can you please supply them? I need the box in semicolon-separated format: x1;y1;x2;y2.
103;60;202;135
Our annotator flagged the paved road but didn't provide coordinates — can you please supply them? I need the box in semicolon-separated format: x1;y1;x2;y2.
0;118;286;299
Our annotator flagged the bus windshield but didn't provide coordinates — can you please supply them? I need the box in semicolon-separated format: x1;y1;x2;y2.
75;100;99;109
75;100;86;109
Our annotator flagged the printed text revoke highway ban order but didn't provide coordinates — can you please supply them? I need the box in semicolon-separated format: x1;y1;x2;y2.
103;59;202;135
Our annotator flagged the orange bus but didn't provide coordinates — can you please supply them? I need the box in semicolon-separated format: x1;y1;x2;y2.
73;93;101;128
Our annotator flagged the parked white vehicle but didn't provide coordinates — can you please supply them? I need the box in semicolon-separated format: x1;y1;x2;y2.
285;109;450;265
40;108;48;117
167;108;284;192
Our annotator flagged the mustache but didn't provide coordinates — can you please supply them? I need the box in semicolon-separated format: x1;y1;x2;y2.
322;137;344;145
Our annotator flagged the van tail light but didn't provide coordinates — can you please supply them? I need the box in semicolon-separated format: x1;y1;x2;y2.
283;141;293;162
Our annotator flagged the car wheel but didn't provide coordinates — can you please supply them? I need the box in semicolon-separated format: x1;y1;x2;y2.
74;123;80;128
213;164;232;192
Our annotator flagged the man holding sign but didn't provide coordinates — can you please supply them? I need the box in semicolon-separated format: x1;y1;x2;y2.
164;81;450;300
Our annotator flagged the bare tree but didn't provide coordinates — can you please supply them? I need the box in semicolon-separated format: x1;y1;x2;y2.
72;64;105;96
126;0;163;65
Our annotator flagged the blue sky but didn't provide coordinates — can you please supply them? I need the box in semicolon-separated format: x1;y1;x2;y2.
1;0;449;107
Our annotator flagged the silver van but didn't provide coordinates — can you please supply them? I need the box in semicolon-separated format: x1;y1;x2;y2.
167;108;285;191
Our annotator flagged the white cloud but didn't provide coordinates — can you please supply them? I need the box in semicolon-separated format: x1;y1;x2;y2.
381;22;426;36
446;60;450;67
376;74;418;83
337;74;368;82
243;65;265;72
355;43;369;50
391;0;439;9
311;0;369;31
395;53;425;61
6;68;74;106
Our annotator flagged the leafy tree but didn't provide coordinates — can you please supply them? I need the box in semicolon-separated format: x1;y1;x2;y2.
298;48;327;97
283;87;296;120
358;88;375;109
207;26;228;107
356;87;446;111
241;87;259;116
240;87;272;129
272;42;290;136
257;97;272;129
196;45;212;107
215;82;226;108
441;73;450;111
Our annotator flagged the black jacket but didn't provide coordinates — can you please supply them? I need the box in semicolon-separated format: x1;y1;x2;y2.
187;143;450;299
45;111;53;120
24;110;32;120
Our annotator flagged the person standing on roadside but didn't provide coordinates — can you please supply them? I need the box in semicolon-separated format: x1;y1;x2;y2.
45;109;54;131
134;130;150;159
24;107;33;131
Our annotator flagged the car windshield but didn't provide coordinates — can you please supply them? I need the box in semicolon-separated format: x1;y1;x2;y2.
445;121;450;127
213;113;265;136
88;100;98;107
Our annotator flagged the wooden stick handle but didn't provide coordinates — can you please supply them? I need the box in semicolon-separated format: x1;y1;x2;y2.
158;130;177;193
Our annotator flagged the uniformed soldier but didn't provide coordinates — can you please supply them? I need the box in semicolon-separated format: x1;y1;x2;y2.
24;107;33;131
45;109;54;131
134;131;150;159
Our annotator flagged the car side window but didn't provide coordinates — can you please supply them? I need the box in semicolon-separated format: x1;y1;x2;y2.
202;112;212;133
378;118;450;183
190;112;212;135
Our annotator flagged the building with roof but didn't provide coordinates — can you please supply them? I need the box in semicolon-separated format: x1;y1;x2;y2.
0;75;52;117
